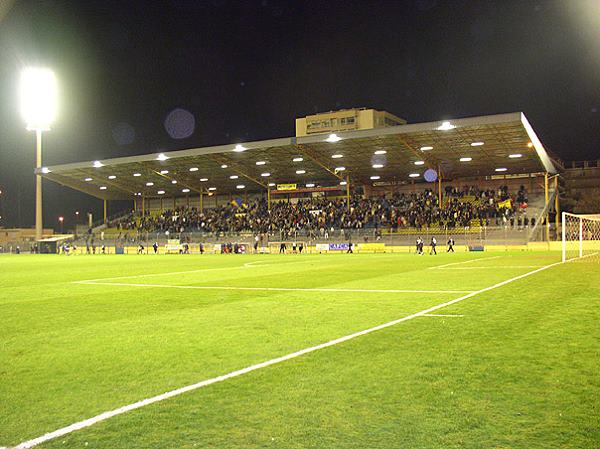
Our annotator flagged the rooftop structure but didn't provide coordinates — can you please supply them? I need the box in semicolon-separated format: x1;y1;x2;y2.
38;112;556;201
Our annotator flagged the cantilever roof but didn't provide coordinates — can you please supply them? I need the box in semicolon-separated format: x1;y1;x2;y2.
38;112;556;200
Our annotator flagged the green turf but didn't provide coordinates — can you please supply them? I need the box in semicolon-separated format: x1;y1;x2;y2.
0;251;598;448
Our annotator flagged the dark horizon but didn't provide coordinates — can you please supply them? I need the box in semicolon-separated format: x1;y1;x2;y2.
1;0;599;230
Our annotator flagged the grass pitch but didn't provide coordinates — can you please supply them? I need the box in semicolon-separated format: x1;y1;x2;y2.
1;251;598;449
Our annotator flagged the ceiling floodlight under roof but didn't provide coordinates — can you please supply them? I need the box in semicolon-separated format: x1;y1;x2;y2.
133;173;141;177
296;169;306;174
306;183;315;188
437;121;456;131
409;173;420;178
236;184;245;189
156;153;169;161
93;161;104;168
470;142;484;147
372;164;384;169
527;142;533;148
414;161;425;165
374;150;387;155
233;144;247;152
370;175;380;180
99;186;107;190
331;154;343;159
340;181;347;186
292;157;303;162
335;167;346;171
200;178;208;182
420;146;433;151
171;180;177;184
189;167;199;172
325;133;342;143
146;182;154;186
160;170;169;174
208;187;217;191
182;188;190;193
84;177;92;182
157;190;165;195
255;161;266;165
495;167;507;172
268;182;276;187
220;164;228;169
261;172;270;177
108;175;116;179
509;153;523;158
459;157;472;162
229;175;239;179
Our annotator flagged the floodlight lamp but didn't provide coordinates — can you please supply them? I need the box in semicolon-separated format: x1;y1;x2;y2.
41;167;51;173
20;68;58;131
156;153;169;161
325;133;341;143
437;121;456;131
233;144;247;152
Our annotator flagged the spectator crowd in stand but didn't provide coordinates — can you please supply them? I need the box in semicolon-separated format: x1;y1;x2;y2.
108;186;531;239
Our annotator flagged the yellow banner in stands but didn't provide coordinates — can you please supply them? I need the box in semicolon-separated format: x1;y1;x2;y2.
277;183;297;191
498;199;512;209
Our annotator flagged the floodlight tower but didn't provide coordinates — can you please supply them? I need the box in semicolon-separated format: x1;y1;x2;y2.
20;68;58;241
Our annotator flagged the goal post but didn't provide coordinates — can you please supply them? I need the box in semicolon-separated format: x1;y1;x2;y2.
562;212;600;262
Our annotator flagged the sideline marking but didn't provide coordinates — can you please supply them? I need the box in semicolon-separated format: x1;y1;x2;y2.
8;257;570;449
72;281;473;294
428;255;503;269
422;314;464;317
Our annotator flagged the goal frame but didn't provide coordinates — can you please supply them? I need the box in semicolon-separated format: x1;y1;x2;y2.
561;212;600;262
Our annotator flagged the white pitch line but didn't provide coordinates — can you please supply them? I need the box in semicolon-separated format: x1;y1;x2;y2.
427;255;503;269
422;313;464;317
8;257;571;449
73;281;473;294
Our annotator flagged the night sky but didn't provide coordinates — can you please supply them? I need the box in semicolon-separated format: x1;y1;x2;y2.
0;0;599;229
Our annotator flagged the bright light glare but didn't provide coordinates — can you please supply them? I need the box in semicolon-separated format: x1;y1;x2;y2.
409;173;420;178
233;144;247;152
414;161;425;165
420;146;433;151
182;188;190;193
459;157;472;162
325;133;341;143
306;183;315;188
495;167;507;172
370;175;380;180
374;150;387;155
156;153;169;161
509;153;522;158
20;68;58;130
437;121;456;131
470;141;484;146
93;161;104;168
236;184;245;189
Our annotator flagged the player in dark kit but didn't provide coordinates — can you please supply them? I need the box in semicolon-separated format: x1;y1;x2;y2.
429;237;437;255
153;242;159;254
279;242;286;254
447;237;455;252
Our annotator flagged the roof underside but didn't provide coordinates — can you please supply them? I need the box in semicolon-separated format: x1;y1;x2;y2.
40;112;556;200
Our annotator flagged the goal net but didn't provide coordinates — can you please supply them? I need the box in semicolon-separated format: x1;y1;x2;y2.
562;212;600;262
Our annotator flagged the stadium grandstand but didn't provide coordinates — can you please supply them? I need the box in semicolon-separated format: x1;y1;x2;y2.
24;109;565;254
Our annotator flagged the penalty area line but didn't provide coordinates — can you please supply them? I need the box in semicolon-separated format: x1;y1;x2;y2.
9;258;569;449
